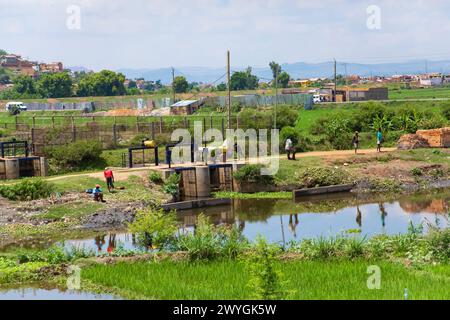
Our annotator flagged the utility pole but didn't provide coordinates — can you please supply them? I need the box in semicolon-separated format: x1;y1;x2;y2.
334;59;337;102
227;50;231;129
274;69;278;130
172;67;176;104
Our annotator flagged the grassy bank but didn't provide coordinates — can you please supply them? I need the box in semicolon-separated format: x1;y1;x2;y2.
81;259;450;300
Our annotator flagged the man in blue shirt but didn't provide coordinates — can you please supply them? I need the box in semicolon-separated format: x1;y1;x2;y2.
377;129;383;153
93;184;106;203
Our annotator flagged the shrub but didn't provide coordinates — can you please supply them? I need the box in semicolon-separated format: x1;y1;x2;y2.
442;104;450;120
0;178;54;201
149;171;163;184
245;236;289;300
128;208;178;249
411;167;423;177
16;245;94;264
280;126;311;152
44;139;103;170
297;167;352;188
128;134;150;147
419;116;445;130
353;102;390;131
233;164;275;185
238;108;272;130
275;106;299;129
163;173;181;196
322;117;353;150
177;214;248;261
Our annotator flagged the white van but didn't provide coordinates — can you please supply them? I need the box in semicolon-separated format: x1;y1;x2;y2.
313;94;323;104
5;102;28;112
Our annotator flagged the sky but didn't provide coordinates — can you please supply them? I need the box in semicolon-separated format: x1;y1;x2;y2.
1;0;450;71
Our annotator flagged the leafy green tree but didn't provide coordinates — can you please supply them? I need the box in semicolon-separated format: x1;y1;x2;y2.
37;72;73;98
173;76;189;93
275;106;298;129
269;61;282;80
0;49;7;56
230;67;259;91
77;70;126;97
128;80;137;88
0;68;11;84
216;83;227;91
14;75;37;95
277;71;291;88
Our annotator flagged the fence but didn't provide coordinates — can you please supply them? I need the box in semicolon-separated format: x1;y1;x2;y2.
3;115;255;156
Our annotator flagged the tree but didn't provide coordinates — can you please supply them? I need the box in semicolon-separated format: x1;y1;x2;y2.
277;71;291;88
0;49;7;56
216;83;227;91
77;70;126;97
173;76;189;93
14;75;37;95
37;72;73;98
269;61;282;80
128;80;137;89
0;68;11;84
230;67;259;91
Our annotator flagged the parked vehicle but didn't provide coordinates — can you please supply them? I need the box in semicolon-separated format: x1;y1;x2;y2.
5;102;28;112
313;94;324;104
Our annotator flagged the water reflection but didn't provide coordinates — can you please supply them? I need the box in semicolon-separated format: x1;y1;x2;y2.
2;192;449;254
0;287;119;300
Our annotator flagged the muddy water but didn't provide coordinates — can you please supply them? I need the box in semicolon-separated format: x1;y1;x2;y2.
2;192;450;254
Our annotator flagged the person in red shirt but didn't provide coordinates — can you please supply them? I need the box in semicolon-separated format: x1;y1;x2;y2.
104;167;115;192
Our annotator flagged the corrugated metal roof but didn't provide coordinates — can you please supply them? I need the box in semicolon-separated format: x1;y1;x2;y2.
171;100;198;107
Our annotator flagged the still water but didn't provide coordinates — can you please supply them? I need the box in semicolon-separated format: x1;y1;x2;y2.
61;192;450;254
0;286;119;300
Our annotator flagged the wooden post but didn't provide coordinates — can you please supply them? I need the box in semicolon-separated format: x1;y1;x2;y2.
52;116;55;129
151;121;155;140
71;116;76;142
112;123;117;147
227;50;231;129
160;117;163;133
221;118;225;137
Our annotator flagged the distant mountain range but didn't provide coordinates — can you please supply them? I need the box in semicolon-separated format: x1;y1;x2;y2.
74;60;450;84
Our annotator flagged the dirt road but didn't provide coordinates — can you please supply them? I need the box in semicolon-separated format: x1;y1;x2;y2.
46;147;397;183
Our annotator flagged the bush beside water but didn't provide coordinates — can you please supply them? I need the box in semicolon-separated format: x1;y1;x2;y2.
0;179;54;201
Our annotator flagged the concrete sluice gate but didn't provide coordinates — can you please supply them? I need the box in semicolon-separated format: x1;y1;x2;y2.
166;164;236;199
0;157;48;180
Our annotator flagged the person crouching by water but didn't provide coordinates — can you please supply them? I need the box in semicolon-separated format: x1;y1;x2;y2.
352;131;360;155
93;184;106;203
285;138;296;160
104;167;115;192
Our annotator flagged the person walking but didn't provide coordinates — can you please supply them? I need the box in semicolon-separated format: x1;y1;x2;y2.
285;138;294;160
104;167;115;192
377;129;383;153
352;131;360;154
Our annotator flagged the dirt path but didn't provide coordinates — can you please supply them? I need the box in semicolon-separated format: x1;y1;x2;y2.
46;147;397;183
